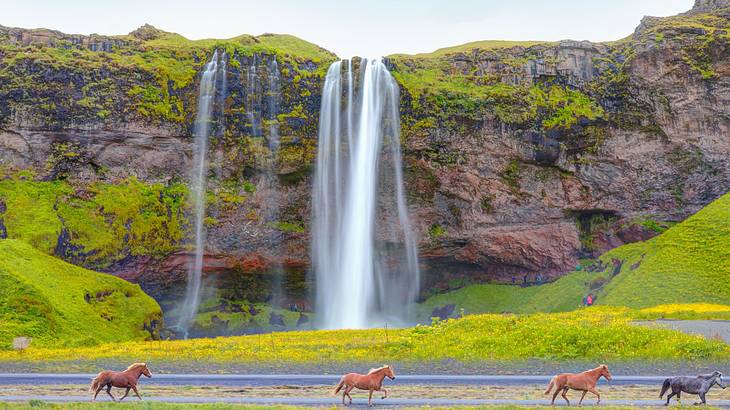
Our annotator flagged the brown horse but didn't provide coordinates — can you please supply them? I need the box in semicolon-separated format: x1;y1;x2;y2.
90;363;152;401
333;365;396;406
545;364;612;405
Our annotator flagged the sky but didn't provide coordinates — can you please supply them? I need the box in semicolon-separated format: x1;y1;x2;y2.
2;0;694;58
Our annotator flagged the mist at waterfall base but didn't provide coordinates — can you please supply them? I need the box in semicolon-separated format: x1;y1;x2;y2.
313;58;420;330
176;51;226;337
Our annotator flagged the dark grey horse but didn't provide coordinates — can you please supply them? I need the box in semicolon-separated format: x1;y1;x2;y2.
660;371;726;405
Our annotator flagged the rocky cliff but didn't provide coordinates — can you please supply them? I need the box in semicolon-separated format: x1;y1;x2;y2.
0;0;728;325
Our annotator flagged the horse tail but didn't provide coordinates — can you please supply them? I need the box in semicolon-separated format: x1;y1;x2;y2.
544;376;556;395
89;373;104;393
659;378;671;398
333;377;345;395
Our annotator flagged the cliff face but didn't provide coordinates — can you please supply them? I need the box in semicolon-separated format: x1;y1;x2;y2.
0;2;728;307
388;3;730;291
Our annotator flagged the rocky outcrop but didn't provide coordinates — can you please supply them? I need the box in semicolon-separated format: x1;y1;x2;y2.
691;0;730;13
0;3;728;306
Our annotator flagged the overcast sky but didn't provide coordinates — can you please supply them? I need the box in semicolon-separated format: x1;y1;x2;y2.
2;0;694;57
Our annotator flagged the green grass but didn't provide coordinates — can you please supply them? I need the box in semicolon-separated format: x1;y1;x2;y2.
636;303;730;321
419;272;593;318
0;240;161;349
597;192;730;307
1;306;726;365
144;31;336;64
422;192;730;316
389;40;554;59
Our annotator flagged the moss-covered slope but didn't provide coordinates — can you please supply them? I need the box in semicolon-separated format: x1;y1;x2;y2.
0;239;162;349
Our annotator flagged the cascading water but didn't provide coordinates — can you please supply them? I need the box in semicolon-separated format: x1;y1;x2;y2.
177;50;226;337
262;56;285;303
247;55;261;137
266;57;280;152
313;58;420;329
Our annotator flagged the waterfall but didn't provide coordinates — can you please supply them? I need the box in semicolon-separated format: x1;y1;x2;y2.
267;57;280;152
313;58;420;329
247;55;261;137
177;50;226;336
263;56;285;303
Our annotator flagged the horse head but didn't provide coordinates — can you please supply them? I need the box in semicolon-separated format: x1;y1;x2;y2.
384;365;396;380
599;364;612;381
141;364;152;378
714;371;726;389
127;362;152;378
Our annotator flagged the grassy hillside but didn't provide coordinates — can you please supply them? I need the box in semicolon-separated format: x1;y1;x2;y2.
1;306;725;367
422;192;730;316
389;40;553;59
0;239;162;349
418;271;591;318
591;191;730;307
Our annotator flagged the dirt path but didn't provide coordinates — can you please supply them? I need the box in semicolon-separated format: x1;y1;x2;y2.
633;320;730;343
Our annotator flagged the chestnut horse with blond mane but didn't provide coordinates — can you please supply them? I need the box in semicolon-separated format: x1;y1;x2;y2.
333;365;396;406
90;363;152;401
545;364;612;405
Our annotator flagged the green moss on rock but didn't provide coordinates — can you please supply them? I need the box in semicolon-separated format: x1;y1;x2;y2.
0;173;188;268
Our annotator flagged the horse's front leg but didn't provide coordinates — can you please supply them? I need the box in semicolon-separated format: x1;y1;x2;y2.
380;387;388;399
552;388;561;405
119;387;131;401
132;385;142;400
92;385;104;401
105;385;116;402
588;388;600;404
578;390;587;405
368;390;373;407
665;391;676;406
696;391;707;405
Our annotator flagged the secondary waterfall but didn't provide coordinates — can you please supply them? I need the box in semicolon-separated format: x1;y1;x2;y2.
266;57;280;152
178;50;226;336
313;58;420;329
263;56;285;303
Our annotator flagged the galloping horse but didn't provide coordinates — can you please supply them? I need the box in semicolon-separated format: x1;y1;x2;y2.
545;364;612;405
90;362;152;401
333;365;396;406
660;371;726;405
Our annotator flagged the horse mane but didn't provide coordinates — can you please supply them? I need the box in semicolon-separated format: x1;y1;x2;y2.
368;365;390;374
698;371;720;379
126;362;147;372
